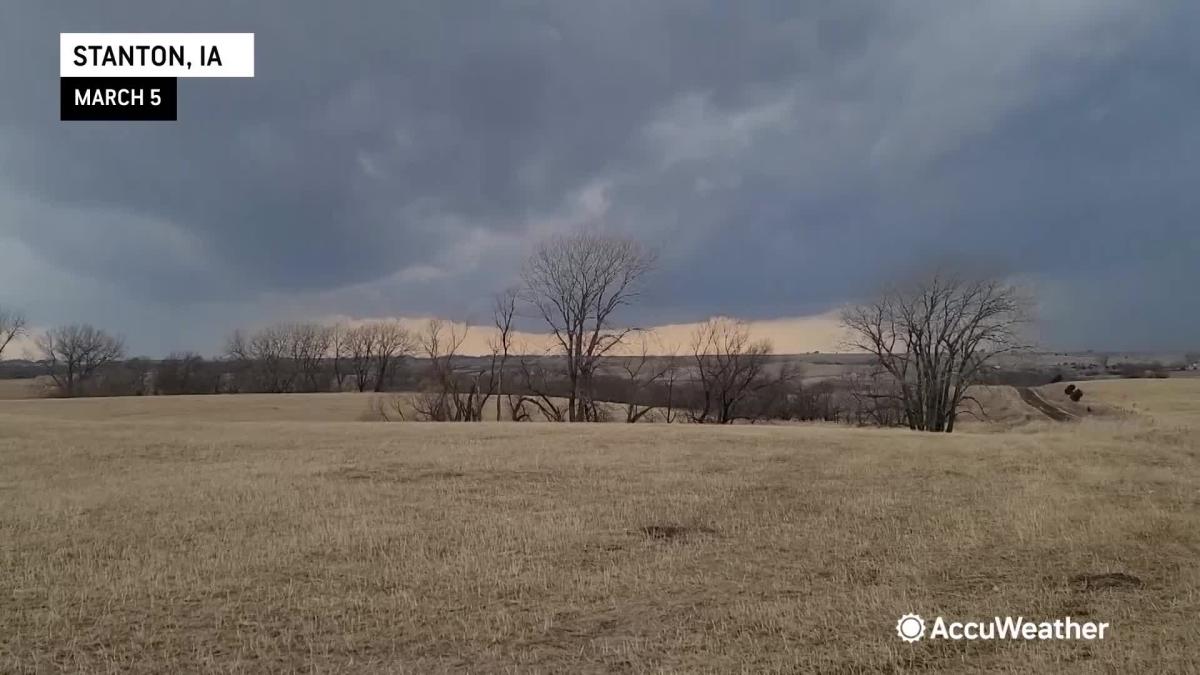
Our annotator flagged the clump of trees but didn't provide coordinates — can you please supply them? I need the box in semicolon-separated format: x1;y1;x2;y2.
36;324;126;397
615;334;679;423
225;321;415;393
687;318;773;424
393;234;803;425
400;290;523;422
155;352;224;395
412;319;495;421
841;273;1029;432
1;311;152;398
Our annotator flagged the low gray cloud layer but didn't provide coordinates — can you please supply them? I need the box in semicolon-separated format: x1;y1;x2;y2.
1;1;1196;355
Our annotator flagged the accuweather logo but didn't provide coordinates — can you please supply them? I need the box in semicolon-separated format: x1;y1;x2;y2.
896;613;1110;642
896;614;926;642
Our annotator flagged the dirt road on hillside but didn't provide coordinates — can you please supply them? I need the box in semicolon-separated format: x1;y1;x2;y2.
1017;386;1077;422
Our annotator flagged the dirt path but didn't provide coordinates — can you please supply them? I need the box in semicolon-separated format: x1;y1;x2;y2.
1016;386;1077;422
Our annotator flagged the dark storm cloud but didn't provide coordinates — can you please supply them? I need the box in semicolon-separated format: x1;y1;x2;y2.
0;0;1196;354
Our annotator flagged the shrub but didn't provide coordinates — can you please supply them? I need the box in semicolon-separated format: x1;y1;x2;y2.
1064;384;1076;395
1069;389;1084;402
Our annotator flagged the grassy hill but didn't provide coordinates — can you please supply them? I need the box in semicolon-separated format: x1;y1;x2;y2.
1;379;1197;671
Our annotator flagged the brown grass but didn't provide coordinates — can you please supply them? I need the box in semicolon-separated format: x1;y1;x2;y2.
0;392;604;424
1049;378;1200;428
0;377;53;400
1;381;1198;672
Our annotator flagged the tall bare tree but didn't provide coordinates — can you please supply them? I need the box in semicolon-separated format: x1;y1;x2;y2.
841;272;1030;432
0;308;27;359
226;325;291;392
489;288;519;420
369;321;414;392
345;324;377;392
328;323;350;391
521;232;654;421
660;353;682;424
37;324;125;397
285;322;332;392
688;318;773;424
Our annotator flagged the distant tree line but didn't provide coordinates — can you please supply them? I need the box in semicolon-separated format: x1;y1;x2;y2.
223;321;417;394
0;231;1042;433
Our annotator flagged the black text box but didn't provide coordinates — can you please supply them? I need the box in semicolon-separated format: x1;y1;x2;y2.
60;77;177;121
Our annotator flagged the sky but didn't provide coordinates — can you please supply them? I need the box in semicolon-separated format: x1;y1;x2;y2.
1;1;1197;357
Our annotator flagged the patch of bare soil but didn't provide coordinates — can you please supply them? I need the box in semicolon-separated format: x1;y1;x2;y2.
637;524;717;541
1017;386;1076;422
325;466;465;483
1069;572;1143;591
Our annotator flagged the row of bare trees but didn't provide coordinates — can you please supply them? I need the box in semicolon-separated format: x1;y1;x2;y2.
403;313;787;425
0;231;1030;429
210;232;1028;433
504;233;1029;432
497;232;797;424
224;321;416;393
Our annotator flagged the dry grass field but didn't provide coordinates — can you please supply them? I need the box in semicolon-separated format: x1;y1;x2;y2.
2;380;1199;672
1043;378;1200;428
0;377;53;401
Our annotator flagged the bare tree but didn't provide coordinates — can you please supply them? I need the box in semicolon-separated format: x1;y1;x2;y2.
226;323;329;393
661;355;682;423
521;232;654;421
414;319;492;421
285;322;332;392
257;325;292;392
619;333;675;423
0;308;27;359
489;288;519;420
223;329;252;393
841;272;1030;432
370;321;415;392
345;324;377;392
329;323;350;391
155;351;220;395
688;318;773;424
37;324;125;397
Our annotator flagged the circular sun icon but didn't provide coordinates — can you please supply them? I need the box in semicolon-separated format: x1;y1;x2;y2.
896;613;926;643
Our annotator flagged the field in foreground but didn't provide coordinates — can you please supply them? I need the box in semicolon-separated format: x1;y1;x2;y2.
1;381;1198;672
